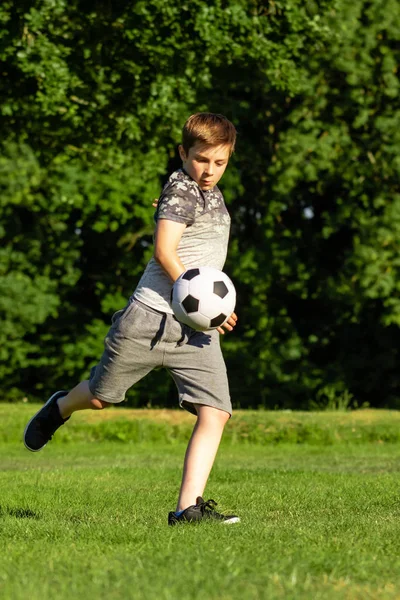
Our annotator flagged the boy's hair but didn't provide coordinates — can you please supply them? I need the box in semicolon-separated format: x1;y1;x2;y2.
182;113;236;155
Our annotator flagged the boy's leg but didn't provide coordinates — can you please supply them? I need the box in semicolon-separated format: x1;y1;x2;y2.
23;382;111;452
24;299;164;451
164;324;232;514
57;380;110;419
176;404;230;512
166;323;239;523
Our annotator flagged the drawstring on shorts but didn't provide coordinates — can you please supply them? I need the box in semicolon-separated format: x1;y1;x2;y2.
149;313;189;349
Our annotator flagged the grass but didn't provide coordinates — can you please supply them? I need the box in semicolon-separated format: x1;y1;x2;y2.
1;405;400;599
2;404;400;444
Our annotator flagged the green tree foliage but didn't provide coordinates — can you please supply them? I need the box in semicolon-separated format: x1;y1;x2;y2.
223;0;400;409
0;0;399;407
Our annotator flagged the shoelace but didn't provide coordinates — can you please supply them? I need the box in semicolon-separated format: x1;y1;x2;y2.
197;499;218;515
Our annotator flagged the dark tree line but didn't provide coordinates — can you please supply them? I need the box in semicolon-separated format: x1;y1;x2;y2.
1;0;399;408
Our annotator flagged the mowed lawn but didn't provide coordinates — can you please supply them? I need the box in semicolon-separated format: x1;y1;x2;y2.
1;407;400;599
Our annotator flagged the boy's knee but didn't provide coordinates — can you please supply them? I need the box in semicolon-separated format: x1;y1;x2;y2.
196;405;231;426
218;410;231;426
90;398;111;410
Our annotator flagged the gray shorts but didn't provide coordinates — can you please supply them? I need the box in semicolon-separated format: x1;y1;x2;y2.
88;298;232;416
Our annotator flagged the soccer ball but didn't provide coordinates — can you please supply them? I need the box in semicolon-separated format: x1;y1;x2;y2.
171;267;236;331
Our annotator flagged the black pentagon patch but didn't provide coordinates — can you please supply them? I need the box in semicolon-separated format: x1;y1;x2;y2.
213;281;229;299
182;295;199;314
210;313;227;328
182;268;200;281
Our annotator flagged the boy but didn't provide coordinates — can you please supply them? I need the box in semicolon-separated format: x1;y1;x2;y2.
24;112;240;525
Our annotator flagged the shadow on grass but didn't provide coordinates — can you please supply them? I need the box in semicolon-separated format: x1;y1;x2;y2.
0;506;40;519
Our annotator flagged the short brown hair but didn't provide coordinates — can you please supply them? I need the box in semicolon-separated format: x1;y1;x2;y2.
182;113;236;155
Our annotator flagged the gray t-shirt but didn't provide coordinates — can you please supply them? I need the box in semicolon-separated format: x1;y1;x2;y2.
133;168;231;314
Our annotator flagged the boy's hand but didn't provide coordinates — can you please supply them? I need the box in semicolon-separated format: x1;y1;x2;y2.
152;198;158;207
217;312;238;335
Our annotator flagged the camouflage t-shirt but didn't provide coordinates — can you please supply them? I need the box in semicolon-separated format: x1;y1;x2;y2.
133;168;231;314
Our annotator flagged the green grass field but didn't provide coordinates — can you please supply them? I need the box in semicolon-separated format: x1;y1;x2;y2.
1;405;400;599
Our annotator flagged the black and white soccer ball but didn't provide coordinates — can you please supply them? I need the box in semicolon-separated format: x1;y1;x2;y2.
171;267;236;331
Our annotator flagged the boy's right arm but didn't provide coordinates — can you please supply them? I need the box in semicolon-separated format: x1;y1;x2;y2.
154;219;187;283
153;200;238;336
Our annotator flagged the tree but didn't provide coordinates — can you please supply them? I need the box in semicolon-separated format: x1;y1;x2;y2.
1;0;399;407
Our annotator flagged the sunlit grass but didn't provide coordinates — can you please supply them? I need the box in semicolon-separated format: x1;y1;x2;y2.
1;419;400;599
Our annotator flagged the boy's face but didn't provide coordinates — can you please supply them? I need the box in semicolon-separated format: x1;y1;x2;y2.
178;142;231;191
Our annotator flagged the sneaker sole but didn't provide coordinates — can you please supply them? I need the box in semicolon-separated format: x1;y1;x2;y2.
169;516;241;526
23;391;67;452
222;517;241;524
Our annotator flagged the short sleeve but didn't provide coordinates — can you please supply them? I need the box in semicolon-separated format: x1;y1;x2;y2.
156;184;198;226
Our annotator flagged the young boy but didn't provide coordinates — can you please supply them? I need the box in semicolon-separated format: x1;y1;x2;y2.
24;112;240;525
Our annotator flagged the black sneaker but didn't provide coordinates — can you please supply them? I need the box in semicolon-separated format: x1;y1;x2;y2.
168;497;240;526
23;391;70;452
